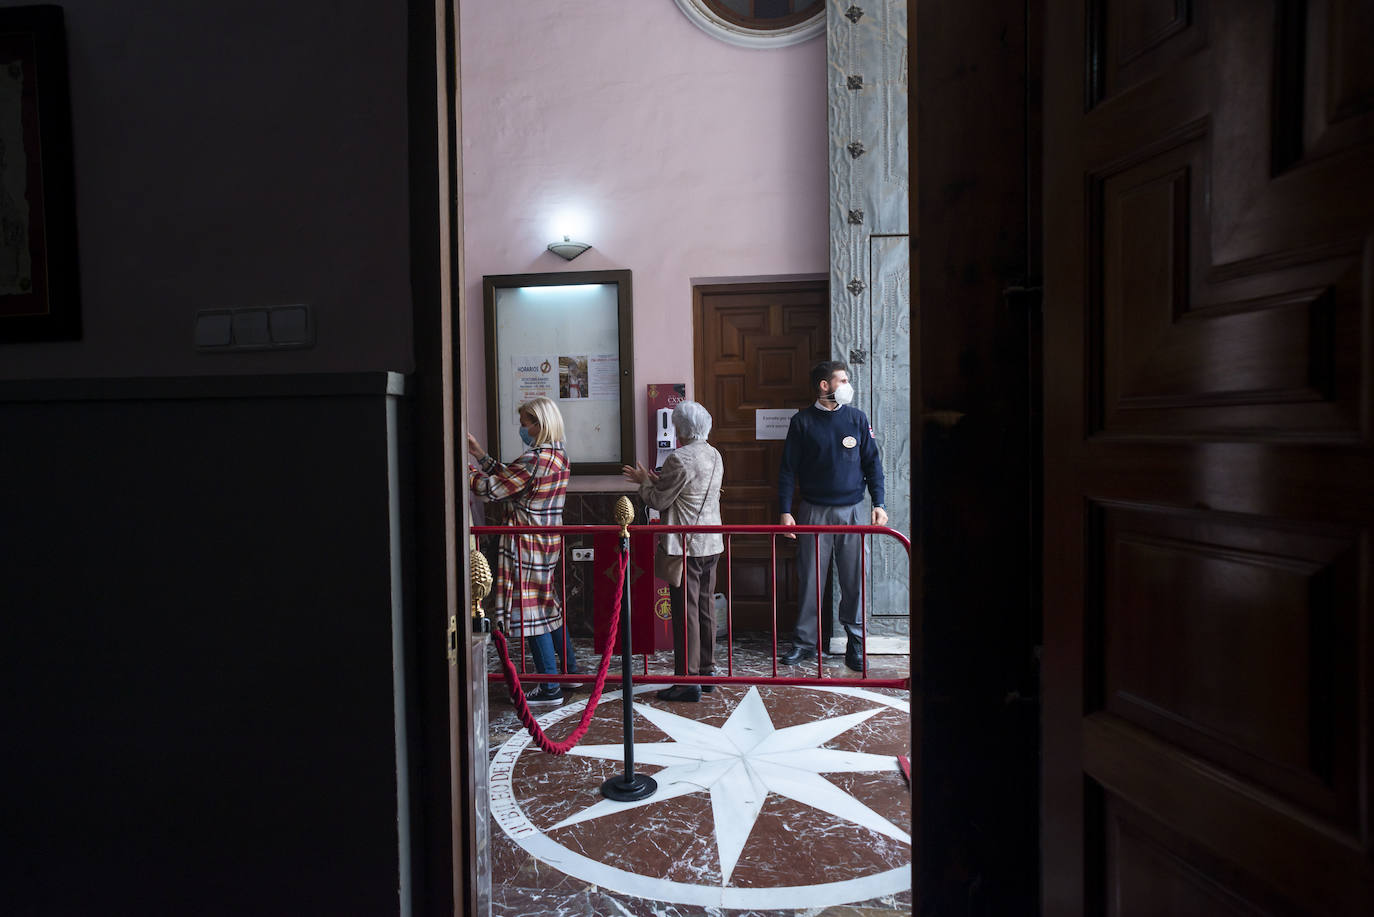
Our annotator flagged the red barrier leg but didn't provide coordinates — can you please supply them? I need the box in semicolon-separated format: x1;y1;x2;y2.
815;532;823;679
860;531;868;678
725;534;733;677
770;535;778;678
517;537;527;673
560;537;569;672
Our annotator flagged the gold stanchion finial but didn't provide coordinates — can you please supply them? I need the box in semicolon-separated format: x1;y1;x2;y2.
614;495;634;538
470;548;493;617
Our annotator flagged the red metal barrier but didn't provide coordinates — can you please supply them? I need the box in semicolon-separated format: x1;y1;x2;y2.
471;523;912;690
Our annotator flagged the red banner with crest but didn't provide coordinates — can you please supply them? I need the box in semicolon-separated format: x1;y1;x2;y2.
591;531;674;655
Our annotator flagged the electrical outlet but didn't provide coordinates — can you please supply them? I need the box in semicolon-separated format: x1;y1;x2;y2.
571;548;594;562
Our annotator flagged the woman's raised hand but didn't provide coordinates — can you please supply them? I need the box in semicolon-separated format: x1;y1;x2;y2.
466;433;485;459
621;461;655;485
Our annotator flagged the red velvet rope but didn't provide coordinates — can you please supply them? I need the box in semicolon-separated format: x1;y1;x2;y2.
490;546;626;756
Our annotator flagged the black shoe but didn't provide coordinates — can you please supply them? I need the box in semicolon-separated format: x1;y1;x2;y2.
699;673;714;693
779;644;818;665
523;685;564;707
844;640;865;672
656;685;701;702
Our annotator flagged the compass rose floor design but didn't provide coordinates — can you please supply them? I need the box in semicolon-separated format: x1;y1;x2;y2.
487;644;911;916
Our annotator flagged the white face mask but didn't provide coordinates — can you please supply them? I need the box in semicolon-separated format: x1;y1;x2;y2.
831;381;855;406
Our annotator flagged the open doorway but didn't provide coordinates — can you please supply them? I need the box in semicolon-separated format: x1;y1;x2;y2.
443;0;920;913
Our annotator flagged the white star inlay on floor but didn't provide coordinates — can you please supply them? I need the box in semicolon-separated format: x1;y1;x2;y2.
552;686;909;884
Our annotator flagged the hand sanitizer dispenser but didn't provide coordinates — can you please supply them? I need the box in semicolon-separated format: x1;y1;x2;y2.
654;407;676;473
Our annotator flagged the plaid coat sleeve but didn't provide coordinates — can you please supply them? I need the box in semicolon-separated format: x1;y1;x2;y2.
469;452;534;502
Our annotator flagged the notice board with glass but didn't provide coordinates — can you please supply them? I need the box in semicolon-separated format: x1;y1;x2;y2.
482;270;634;474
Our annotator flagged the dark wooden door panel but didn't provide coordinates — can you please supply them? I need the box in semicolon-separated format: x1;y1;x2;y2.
1086;716;1372;916
1103;791;1306;917
1089;0;1210;106
1094;501;1360;827
694;282;828;631
1044;0;1374;913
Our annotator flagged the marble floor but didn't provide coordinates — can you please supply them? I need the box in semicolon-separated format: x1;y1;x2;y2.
485;636;913;916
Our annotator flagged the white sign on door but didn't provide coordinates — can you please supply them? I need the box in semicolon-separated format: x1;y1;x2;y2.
755;408;798;440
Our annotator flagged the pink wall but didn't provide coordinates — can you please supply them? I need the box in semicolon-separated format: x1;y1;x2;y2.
459;1;827;478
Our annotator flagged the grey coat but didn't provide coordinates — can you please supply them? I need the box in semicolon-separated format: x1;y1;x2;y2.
639;441;724;557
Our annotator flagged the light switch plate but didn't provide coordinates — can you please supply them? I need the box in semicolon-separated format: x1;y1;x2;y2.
269;305;311;344
193;311;233;348
196;304;313;352
231;309;270;347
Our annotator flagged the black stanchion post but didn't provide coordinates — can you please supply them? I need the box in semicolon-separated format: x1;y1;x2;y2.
601;497;657;802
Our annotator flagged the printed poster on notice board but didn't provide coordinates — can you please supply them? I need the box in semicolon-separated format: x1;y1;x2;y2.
552;353;618;400
587;353;619;400
511;355;556;403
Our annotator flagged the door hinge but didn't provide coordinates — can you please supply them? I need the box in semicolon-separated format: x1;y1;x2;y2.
447;615;457;664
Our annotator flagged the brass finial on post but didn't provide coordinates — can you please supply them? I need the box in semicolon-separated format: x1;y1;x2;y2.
470;547;493;631
613;495;634;538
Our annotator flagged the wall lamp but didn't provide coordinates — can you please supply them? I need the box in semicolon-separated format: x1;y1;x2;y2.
547;235;592;260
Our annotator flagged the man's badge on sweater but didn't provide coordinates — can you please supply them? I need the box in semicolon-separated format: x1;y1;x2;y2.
842;435;857;448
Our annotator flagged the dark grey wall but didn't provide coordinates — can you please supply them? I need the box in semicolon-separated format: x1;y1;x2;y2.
0;377;409;914
0;0;412;379
0;0;436;912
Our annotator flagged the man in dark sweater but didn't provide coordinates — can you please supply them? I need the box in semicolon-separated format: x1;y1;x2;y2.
778;360;887;670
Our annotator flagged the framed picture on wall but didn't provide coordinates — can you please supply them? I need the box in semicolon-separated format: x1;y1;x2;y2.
0;6;80;344
482;270;634;474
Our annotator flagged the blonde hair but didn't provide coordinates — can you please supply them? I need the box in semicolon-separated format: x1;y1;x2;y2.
518;397;565;448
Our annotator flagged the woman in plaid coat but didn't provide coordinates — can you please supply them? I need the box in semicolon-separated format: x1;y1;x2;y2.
467;397;577;706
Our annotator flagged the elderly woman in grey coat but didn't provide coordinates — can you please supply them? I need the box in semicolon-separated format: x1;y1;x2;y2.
622;401;724;702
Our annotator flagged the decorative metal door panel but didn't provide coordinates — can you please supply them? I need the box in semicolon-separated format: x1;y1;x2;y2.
828;0;911;632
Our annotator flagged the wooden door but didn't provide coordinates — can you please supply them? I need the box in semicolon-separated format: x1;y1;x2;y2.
694;281;830;632
1043;1;1374;914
